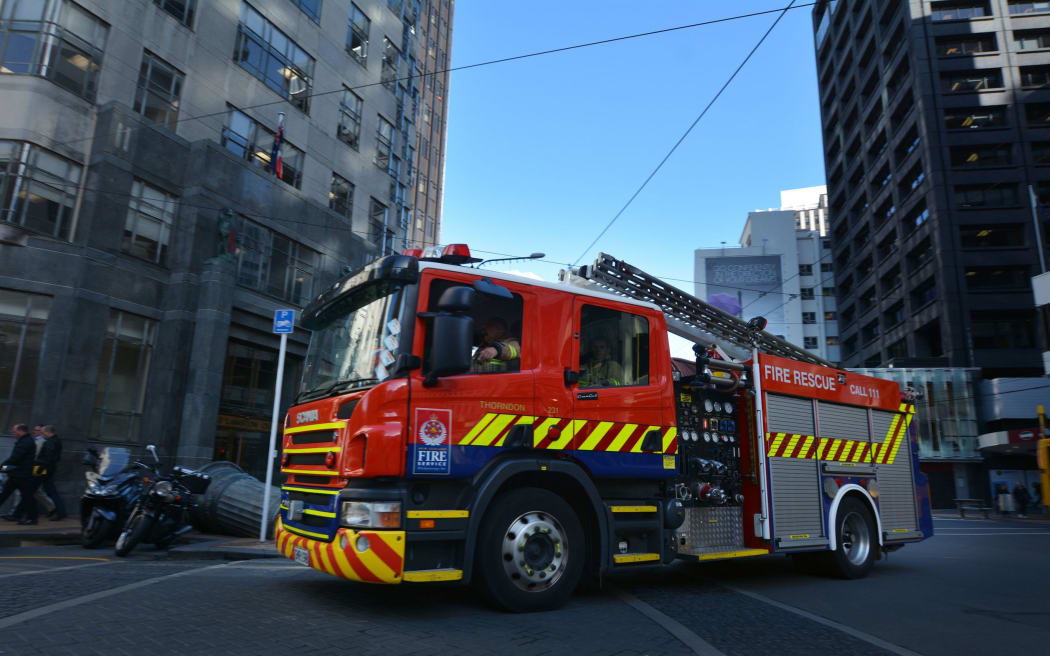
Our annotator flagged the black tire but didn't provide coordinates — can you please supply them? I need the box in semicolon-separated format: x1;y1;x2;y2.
80;510;113;549
822;496;877;579
474;487;585;612
114;511;154;557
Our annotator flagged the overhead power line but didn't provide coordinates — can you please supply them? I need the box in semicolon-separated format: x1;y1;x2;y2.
572;0;802;267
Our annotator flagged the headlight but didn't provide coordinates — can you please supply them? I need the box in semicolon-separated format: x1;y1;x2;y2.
153;480;176;502
340;501;401;528
99;484;121;496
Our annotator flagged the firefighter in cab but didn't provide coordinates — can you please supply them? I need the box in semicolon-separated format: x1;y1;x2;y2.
580;336;623;388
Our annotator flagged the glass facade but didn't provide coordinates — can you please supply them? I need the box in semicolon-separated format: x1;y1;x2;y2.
93;310;157;441
234;218;318;305
851;367;981;459
133;52;183;130
0;140;81;240
234;2;314;113
0;289;50;428
124;180;177;264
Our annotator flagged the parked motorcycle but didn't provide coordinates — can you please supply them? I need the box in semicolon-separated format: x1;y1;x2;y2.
114;445;211;557
79;446;142;548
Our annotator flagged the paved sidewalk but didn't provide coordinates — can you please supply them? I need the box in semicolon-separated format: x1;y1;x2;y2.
932;509;1050;522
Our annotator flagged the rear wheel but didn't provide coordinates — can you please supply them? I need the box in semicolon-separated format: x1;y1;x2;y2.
115;510;154;557
823;496;877;579
475;487;584;612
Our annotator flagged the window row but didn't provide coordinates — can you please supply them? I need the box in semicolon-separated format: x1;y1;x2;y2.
932;2;1050;21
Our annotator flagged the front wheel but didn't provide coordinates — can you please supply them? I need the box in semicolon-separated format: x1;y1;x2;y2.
474;487;585;612
823;496;877;579
80;510;113;549
115;510;154;557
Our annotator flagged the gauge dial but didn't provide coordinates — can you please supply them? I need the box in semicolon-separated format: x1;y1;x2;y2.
723;400;734;415
703;432;711;442
704;399;714;413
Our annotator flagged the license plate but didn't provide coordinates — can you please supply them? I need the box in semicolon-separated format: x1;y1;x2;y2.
293;545;310;567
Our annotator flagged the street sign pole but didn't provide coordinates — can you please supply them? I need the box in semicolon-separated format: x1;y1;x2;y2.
262;310;294;541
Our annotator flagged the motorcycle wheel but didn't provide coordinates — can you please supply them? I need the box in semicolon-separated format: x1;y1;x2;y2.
80;510;113;549
114;511;154;557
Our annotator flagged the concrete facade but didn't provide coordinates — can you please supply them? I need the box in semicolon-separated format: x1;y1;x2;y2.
813;0;1049;377
0;0;454;510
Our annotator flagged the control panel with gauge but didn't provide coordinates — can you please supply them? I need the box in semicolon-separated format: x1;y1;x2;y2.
673;387;744;507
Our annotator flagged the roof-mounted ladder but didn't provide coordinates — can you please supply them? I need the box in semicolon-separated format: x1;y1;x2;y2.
564;253;832;367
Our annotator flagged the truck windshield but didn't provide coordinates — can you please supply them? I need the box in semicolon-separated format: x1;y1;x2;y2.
299;285;408;400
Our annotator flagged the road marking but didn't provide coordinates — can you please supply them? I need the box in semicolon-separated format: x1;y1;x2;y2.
0;556;109;561
614;587;726;656
0;560;115;580
726;587;923;656
934;532;1050;536
0;562;229;629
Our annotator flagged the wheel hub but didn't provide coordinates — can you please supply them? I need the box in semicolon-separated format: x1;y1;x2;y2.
501;511;568;592
840;511;870;566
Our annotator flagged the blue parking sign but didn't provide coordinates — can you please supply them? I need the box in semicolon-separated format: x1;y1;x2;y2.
273;309;295;334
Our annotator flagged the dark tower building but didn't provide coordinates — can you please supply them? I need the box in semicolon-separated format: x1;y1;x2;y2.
814;0;1049;377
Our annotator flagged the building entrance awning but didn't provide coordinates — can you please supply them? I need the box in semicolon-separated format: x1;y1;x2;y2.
977;427;1046;455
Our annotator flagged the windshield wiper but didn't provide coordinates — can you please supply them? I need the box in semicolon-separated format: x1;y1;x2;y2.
297;378;380;403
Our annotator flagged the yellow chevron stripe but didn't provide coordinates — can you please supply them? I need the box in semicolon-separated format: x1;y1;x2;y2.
329;533;355;578
767;432;786;457
459;413;496;446
797;435;815;459
876;413;902;463
662;427;678;453
580;421;615;451
608;423;638;452
494;415;535;446
474;413;517;447
356;540;400;582
781;434;802;458
826;439;842;461
534;417;560;446
284;422;346;435
548;419;584;450
851;441;866;462
887;413;913;464
314;539;334;575
815;438;829;460
630;425;662;453
839;441;855;462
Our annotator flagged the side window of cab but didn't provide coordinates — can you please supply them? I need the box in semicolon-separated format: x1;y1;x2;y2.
578;304;649;389
425;278;525;375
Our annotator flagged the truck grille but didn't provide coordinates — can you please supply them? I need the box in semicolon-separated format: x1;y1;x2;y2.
291;430;338;445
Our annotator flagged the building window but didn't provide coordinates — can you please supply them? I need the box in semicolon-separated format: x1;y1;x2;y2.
949;144;1011;168
337;88;362;149
959;224;1025;248
154;0;196;26
1014;29;1050;50
825;311;836;320
804;336;818;349
826;336;839;346
971;310;1035;349
1021;65;1050;88
964;266;1030;290
936;33;996;55
346;3;370;65
940;69;1003;92
945;106;1005;129
799;264;813;276
1032;141;1050;164
381;37;400;92
93;310;157;441
1010;1;1050;15
0;289;51;428
375;115;394;170
823;286;835;296
133;52;183;131
802;312;816;324
0;140;81;240
221;107;304;188
800;288;815;300
0;0;108;101
954;183;1019;207
235;219;318;305
234;3;314;113
369;197;387;249
124;180;176;264
288;0;321;22
821;263;833;273
931;2;989;21
329;172;354;218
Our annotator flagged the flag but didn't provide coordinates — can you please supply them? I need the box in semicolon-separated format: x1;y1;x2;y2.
270;112;285;179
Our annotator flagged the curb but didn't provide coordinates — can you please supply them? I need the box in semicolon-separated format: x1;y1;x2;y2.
166;538;280;561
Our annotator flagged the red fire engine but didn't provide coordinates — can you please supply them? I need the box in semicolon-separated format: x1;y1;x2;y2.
274;247;933;611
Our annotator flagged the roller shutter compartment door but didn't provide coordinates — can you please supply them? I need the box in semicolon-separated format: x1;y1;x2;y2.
873;408;918;538
765;393;824;546
815;401;869;442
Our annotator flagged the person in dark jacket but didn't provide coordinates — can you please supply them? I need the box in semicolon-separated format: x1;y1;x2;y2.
1013;481;1032;518
36;425;66;520
0;424;41;524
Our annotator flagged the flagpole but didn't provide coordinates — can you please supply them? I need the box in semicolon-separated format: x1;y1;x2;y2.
1030;185;1048;275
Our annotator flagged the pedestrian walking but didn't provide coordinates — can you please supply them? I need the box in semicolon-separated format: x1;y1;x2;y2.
0;424;42;524
995;483;1012;516
30;424;56;517
1012;481;1032;518
35;425;66;521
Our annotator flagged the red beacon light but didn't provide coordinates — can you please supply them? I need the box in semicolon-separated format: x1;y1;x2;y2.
402;248;423;258
416;243;482;265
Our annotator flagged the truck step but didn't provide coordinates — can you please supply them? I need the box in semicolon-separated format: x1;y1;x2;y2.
612;552;661;565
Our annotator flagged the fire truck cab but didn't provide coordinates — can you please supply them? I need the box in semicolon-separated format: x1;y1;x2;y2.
274;247;933;612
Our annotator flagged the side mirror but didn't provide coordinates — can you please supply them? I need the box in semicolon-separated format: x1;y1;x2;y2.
437;285;476;312
424;314;474;386
146;444;159;463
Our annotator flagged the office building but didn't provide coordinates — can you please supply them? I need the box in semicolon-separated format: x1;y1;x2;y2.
694;186;840;363
813;0;1047;376
0;0;454;497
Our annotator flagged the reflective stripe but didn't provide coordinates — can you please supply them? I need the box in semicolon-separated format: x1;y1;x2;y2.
282;524;329;540
406;510;469;519
281;469;340;476
283;447;341;454
403;569;463;582
281;485;340;495
284;422;346;435
304;509;336;518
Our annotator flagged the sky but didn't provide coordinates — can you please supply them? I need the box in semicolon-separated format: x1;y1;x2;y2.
440;0;826;293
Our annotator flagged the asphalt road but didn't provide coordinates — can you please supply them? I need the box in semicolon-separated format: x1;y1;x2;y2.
0;517;1046;655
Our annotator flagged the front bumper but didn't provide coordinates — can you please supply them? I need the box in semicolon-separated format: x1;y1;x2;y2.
275;517;405;584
